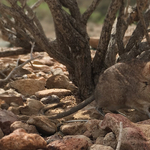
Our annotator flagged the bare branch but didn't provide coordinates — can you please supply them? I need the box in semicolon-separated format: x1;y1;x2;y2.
105;19;118;67
137;0;150;46
116;122;123;150
125;7;150;53
92;0;122;81
31;0;44;10
82;0;102;24
59;0;81;21
116;0;126;55
0;55;41;84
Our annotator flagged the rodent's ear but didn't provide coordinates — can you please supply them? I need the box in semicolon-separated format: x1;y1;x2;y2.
143;62;150;77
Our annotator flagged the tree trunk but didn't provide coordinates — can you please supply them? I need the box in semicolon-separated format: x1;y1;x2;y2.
45;0;96;98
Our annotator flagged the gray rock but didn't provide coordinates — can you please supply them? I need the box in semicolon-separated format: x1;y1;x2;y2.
40;95;60;104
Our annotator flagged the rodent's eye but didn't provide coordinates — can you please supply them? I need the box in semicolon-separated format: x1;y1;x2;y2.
142;81;149;91
143;82;149;86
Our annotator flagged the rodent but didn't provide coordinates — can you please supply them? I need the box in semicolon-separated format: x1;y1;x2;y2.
41;60;150;119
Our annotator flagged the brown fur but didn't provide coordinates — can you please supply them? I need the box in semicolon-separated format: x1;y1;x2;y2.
95;60;150;117
45;60;150;119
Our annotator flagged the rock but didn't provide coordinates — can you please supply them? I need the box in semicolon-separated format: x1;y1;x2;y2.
51;67;64;75
13;68;31;78
0;109;19;135
10;121;38;134
0;128;4;139
33;56;54;66
60;122;86;135
0;88;5;94
7;79;46;96
100;113;150;150
19;99;44;115
138;119;150;125
46;133;63;144
103;132;117;149
35;89;72;99
0;94;23;106
46;75;77;92
89;37;99;49
0;99;9;109
23;63;52;73
17;115;30;122
0;128;46;150
84;119;107;140
27;116;57;135
95;136;105;145
8;106;20;115
47;135;92;150
73;105;102;120
90;144;114;150
40;95;60;104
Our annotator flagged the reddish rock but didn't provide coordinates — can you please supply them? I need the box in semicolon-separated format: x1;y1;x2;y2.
35;89;72;99
47;135;92;150
0;128;46;150
0;109;19;135
100;113;150;150
10;121;38;134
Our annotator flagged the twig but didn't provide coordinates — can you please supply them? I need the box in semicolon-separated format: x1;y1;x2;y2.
29;42;35;67
0;43;42;84
0;55;41;83
31;0;44;10
82;0;102;24
137;0;150;46
30;42;35;58
116;122;123;150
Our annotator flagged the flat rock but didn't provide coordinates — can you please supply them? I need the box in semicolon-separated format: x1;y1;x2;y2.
35;89;72;99
19;99;44;115
10;121;38;134
0;109;19;135
7;79;46;96
0;128;46;150
27;116;57;135
47;135;92;150
90;144;114;150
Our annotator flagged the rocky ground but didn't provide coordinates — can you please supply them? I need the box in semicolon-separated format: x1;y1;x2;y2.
0;23;150;150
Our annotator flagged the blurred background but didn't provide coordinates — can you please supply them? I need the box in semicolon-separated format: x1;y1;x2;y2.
0;0;137;45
